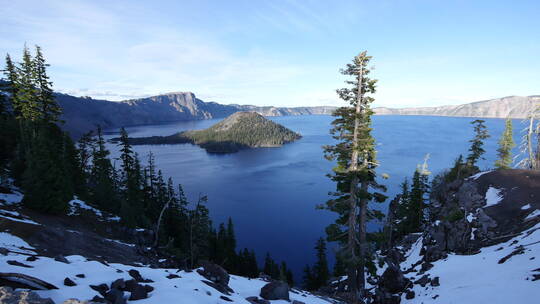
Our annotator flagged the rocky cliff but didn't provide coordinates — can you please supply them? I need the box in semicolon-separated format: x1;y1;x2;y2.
371;169;540;303
374;95;539;119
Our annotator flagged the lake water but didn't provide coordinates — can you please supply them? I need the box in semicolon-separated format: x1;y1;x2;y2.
104;115;525;281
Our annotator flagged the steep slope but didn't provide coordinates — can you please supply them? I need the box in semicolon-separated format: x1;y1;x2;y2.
372;169;540;304
374;95;539;119
124;112;302;153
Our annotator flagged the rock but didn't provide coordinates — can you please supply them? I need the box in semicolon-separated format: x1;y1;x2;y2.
7;260;33;268
128;269;152;283
245;296;270;304
201;280;233;295
111;278;125;290
128;269;143;282
90;295;106;303
415;274;431;287
104;288;125;304
143;285;154;293
166;274;180;279
260;281;289;301
64;277;76;286
26;256;38;262
197;262;230;286
431;276;440;287
75;274;85;278
128;284;148;301
220;296;233;302
292;301;306;304
405;290;415;299
124;279;139;292
380;264;409;293
0;286;55;304
90;283;109;296
54;255;69;263
0;247;8;255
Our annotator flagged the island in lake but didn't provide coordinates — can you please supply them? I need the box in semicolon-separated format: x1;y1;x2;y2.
118;111;302;153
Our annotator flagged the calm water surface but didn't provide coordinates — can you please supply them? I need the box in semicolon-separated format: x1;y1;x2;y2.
105;115;524;280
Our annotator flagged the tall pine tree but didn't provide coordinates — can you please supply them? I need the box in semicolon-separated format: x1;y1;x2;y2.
319;51;386;302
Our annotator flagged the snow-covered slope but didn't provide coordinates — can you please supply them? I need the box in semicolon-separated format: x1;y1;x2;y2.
0;235;332;303
399;222;540;303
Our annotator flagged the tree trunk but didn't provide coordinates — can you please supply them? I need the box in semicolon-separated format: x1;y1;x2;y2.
153;197;172;248
347;54;365;303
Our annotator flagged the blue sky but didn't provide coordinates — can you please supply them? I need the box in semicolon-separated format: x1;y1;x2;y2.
1;0;539;107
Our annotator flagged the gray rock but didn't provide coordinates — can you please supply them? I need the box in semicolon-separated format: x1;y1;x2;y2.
64;277;76;286
54;255;69;263
104;288;125;304
128;284;148;301
245;296;270;304
260;281;289;301
0;286;54;304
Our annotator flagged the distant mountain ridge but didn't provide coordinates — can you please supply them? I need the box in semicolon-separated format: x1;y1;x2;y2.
50;91;540;138
374;95;539;119
56;91;335;138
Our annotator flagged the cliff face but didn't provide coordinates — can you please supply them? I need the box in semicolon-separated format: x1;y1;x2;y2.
57;92;334;138
374;95;539;119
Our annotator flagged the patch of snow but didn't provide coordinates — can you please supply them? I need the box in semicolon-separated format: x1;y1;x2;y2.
525;209;540;221
105;238;136;248
484;187;504;207
68;198;120;222
469;170;492;180
435;220;441;226
0;190;24;205
470;228;477;240
0;214;41;225
0;232;36;254
521;204;531;210
0;209;20;216
466;213;474;223
136;228;146;232
401;236;423;271
401;222;540;304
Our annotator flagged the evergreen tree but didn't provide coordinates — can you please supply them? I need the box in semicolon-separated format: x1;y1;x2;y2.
89;126;119;213
313;237;330;289
495;118;515;169
333;252;347;277
263;253;280;279
319;51;386;301
33;46;61;123
16;46;40;121
466;119;490;168
302;265;316;291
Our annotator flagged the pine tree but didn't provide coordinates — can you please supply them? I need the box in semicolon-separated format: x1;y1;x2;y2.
118;127;144;227
319;51;386;301
333;252;347;277
89;126;119;213
16;46;40;121
4;54;21;117
33;46;61;123
466;119;490;168
495;118;515;169
302;265;316;290
313;237;330;289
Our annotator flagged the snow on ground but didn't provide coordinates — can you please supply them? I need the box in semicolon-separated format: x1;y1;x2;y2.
0;209;41;225
0;232;36;254
521;204;531;210
469;170;492;180
525;209;540;221
68;198;120;222
0;189;24;205
0;233;332;304
400;222;540;304
400;236;423;271
484;187;504;207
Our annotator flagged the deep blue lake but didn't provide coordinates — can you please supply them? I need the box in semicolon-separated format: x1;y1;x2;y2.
104;115;525;281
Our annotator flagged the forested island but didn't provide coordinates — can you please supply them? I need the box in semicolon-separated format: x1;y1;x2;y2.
119;111;302;153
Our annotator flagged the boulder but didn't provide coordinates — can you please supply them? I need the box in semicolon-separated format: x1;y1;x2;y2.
0;286;54;304
104;288;125;304
245;296;270;304
197;262;230;286
128;284;148;301
89;283;109;296
54;255;69;263
379;264;409;294
111;278;125;290
260;281;289;301
64;277;76;286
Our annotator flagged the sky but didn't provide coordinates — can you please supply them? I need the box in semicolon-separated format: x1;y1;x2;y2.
1;0;539;107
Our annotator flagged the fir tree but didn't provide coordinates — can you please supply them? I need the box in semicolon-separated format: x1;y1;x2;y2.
33;46;61;123
89;126;119;213
319;51;386;301
466;119;490;168
16;45;40;121
302;265;316;291
313;237;330;290
495;118;515;169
